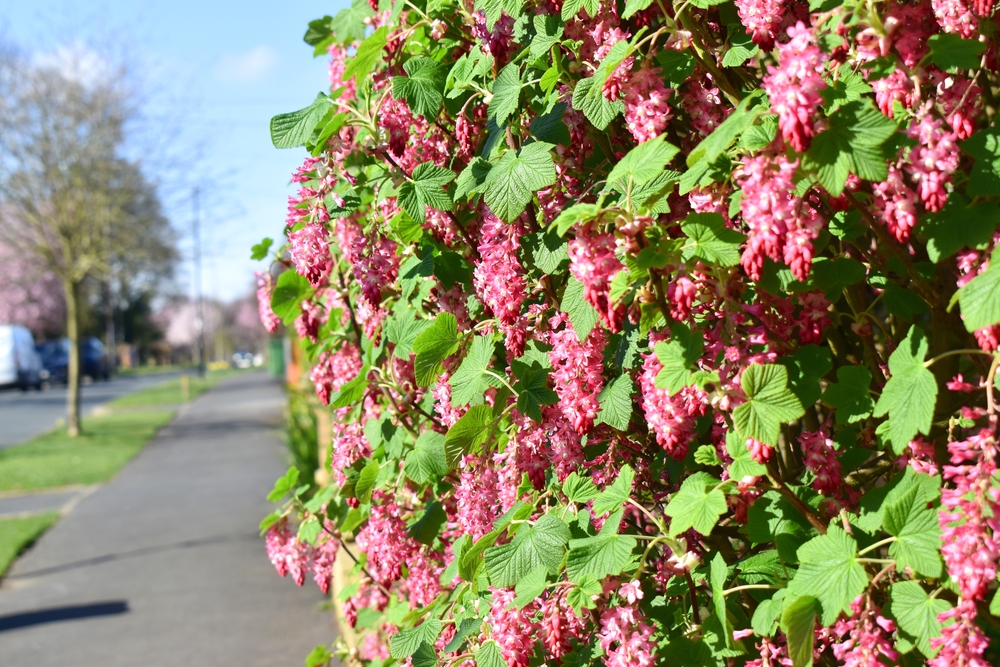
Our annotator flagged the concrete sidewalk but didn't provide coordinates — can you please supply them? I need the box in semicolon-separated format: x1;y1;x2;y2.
0;371;336;666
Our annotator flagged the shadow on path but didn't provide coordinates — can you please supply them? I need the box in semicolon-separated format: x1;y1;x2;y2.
5;533;259;581
0;601;129;632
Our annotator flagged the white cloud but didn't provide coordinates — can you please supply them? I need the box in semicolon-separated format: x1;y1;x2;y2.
213;46;277;85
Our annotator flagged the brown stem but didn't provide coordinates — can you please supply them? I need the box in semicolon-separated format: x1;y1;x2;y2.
766;466;828;534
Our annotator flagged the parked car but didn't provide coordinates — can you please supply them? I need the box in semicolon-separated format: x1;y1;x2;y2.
232;350;253;369
0;325;44;391
36;337;111;384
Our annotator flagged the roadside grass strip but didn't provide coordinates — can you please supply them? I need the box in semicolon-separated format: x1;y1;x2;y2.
108;370;234;408
0;411;174;492
0;511;59;577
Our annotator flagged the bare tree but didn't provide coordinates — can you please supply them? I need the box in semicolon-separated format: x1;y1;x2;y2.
0;52;176;436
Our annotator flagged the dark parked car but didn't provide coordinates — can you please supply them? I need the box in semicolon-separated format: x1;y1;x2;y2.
37;337;111;384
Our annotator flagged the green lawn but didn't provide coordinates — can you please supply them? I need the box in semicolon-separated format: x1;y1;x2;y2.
109;370;234;408
0;512;60;577
0;411;174;492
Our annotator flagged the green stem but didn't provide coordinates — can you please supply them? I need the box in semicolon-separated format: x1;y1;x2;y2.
857;536;896;556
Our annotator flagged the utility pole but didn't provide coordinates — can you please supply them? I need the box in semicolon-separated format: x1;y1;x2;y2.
193;187;206;377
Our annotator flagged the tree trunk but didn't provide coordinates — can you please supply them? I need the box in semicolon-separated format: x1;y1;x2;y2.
64;278;82;437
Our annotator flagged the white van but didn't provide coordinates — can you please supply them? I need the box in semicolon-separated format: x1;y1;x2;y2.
0;325;43;391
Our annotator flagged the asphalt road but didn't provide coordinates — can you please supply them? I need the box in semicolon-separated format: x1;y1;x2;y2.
0;372;181;448
0;370;335;666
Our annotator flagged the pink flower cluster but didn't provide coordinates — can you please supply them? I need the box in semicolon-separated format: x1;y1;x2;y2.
622;65;672;144
265;518;339;593
832;596;898;667
799;429;842;495
255;271;279;334
737;153;824;281
639;334;708;459
734;0;787;51
569;224;625;331
762;21;827;153
547;313;607;433
597;583;656;667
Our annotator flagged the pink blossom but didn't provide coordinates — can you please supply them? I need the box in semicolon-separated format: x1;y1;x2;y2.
933;0;979;37
484;588;539;667
547;313;606;434
929;601;991;667
873;165;919;243
474;209;527;345
833;596;898;667
622;66;672;144
905;111;959;213
294;299;325;343
568;224;625;331
289;223;332;288
734;0;787;51
639;334;708;459
800;429;842;495
762;22;827;153
350;227;399;308
255;271;280;333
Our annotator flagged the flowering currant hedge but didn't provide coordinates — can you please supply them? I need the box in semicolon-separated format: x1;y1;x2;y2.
256;0;1000;665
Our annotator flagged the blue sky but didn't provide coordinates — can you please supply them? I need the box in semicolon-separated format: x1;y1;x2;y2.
0;0;349;302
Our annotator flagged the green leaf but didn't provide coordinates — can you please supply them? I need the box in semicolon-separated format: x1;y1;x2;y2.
476;640;508;667
413;312;461;386
740;115;779;151
802;100;897;196
563;471;599;503
511;359;559;422
565;510;637;582
786;525;867;626
752;591;786;638
512;564;551;607
330;365;370;409
595;375;634;430
622;0;653;19
411;643;437;667
404;430;449;484
489;62;522;125
781;596;818;667
872;326;937;450
592;464;635;516
655;50;696;88
271;93;330;149
778;345;832;409
528;228;569;274
529;101;570;145
389;619;443;659
329;0;375;43
606;134;680;191
455;157;493;201
686;90;765;167
927;33;985;70
354;459;380;504
726;429;766;480
250;238;273;261
398;162;455;223
884;485;942;578
342;27;388;82
483;142;556;222
444;404;495;467
665;472;727;537
561;0;599;20
571;76;624;131
680;212;746;267
822;365;874;424
409;500;448;545
921;196;1000;263
811;257;866;300
271;270;312;324
267;467;300;502
890;581;950;657
733;364;805;447
475;0;524;31
485;513;571;587
393;57;447;119
386;309;430;359
710;552;732;647
961;127;1000;197
529;14;564;60
653;322;704;393
954;251;1000;332
561;276;599;342
449;335;497;406
722;25;760;67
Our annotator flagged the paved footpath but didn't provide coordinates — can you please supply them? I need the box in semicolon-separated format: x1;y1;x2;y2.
0;371;335;666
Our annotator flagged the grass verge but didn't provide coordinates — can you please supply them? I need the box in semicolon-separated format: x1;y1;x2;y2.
0;411;174;492
0;511;60;577
109;370;235;408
